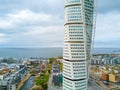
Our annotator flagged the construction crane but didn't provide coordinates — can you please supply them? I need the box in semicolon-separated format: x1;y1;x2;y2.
89;0;98;76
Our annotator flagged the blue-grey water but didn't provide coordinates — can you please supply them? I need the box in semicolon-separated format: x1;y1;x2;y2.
0;48;62;58
20;76;34;90
0;48;120;58
92;48;120;54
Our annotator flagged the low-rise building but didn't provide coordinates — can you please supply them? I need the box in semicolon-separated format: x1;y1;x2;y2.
0;65;27;90
109;74;119;83
52;64;61;85
101;72;109;81
100;66;120;83
91;54;120;65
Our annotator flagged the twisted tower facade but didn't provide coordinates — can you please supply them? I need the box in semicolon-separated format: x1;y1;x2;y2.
63;0;95;90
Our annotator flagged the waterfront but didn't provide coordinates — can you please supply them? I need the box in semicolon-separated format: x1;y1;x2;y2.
20;76;34;90
0;48;63;58
0;56;49;90
0;48;120;58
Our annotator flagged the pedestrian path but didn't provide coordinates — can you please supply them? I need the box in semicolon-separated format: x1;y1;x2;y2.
48;75;62;90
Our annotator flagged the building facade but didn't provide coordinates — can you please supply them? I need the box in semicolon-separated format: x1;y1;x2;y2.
63;0;94;90
0;66;27;90
52;64;63;85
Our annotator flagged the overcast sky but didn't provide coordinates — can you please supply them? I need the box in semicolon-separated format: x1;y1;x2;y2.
0;0;120;48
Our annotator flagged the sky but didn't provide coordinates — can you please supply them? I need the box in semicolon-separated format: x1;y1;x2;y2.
0;0;120;48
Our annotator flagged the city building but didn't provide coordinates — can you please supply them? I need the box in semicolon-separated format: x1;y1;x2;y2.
63;0;95;90
109;74;119;83
93;65;120;83
0;65;28;90
52;64;61;85
101;71;109;81
91;54;120;65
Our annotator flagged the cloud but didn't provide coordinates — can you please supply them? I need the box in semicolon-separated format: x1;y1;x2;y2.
0;9;63;31
0;33;9;44
0;9;63;47
0;9;63;33
98;0;120;13
7;10;52;23
94;11;120;47
0;0;64;16
0;20;13;29
0;0;120;48
12;25;63;47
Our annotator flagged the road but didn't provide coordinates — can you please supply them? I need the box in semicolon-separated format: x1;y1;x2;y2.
48;75;62;90
48;75;106;90
88;79;106;90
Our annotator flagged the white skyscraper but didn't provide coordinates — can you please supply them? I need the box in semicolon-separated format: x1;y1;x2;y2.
63;0;95;90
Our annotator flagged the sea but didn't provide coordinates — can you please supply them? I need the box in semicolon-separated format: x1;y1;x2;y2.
0;48;120;58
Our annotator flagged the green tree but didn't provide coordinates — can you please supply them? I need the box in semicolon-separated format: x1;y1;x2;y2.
49;58;56;64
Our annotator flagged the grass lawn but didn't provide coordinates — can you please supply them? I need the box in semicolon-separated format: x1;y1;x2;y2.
35;74;49;86
35;74;49;90
60;63;63;72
